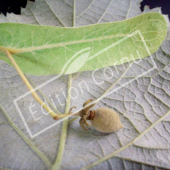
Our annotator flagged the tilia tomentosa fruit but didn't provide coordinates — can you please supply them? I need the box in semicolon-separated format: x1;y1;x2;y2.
73;99;123;133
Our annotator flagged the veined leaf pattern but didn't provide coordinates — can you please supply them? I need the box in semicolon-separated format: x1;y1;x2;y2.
0;0;170;170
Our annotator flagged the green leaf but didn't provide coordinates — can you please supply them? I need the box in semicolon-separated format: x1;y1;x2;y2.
1;1;170;170
0;12;167;75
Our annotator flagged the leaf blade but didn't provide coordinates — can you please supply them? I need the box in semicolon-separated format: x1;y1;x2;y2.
0;12;167;75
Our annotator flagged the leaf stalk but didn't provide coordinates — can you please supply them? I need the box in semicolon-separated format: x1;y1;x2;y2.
51;74;72;170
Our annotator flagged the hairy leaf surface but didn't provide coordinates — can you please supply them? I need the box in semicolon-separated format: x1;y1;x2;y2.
0;0;170;170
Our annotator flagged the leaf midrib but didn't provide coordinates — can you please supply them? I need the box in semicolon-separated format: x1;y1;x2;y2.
0;34;132;54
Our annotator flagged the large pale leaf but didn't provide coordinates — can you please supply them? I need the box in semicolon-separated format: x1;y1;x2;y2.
0;12;167;75
0;0;170;170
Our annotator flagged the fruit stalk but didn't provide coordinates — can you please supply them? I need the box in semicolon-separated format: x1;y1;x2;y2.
5;50;58;119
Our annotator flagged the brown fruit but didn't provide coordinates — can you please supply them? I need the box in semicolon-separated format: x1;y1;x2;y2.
74;99;123;133
88;108;123;133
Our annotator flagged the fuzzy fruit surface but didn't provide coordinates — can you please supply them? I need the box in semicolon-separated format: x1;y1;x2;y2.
90;108;123;133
